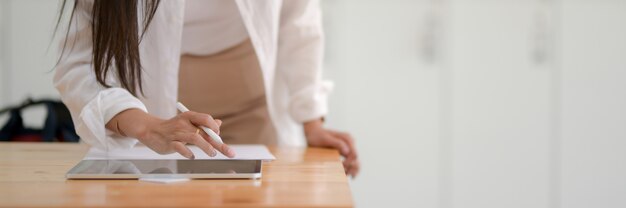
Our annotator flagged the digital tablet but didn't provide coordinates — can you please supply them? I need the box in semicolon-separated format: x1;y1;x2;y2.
66;159;262;179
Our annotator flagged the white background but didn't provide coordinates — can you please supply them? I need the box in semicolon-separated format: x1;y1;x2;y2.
1;0;625;207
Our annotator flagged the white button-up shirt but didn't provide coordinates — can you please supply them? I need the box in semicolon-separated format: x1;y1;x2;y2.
54;0;332;149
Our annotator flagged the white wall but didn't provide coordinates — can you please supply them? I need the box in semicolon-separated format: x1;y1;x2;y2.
1;0;625;208
0;0;61;128
1;0;60;103
0;0;7;106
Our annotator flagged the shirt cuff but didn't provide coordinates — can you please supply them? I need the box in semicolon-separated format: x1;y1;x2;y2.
76;88;147;150
288;80;334;123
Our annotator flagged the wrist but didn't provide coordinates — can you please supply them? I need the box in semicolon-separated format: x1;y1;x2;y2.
108;109;160;141
303;118;324;136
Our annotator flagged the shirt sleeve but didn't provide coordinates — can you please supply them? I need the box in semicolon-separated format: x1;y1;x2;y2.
53;0;147;149
276;0;333;123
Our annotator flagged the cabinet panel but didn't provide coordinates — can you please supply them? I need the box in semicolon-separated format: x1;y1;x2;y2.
323;0;442;207
445;1;552;208
559;1;626;208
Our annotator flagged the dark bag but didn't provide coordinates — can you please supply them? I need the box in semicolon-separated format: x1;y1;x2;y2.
0;98;79;142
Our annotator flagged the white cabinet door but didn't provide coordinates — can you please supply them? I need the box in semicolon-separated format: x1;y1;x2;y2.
559;1;626;208
444;1;553;208
322;0;443;207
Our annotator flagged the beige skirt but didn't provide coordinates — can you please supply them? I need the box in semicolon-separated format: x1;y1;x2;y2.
178;39;277;145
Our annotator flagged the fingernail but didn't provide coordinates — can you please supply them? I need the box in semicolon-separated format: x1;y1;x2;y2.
227;148;236;157
211;150;217;157
189;154;195;160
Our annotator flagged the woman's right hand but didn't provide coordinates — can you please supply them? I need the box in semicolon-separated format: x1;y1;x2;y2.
106;109;235;159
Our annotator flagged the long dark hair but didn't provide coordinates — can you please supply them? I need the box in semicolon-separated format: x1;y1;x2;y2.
57;0;161;96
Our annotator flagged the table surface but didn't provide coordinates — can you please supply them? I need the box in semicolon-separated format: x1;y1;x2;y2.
0;143;353;208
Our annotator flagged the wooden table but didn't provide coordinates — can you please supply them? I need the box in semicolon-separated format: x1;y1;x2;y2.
0;143;353;207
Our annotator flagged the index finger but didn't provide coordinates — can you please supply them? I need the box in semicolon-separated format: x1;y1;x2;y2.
199;130;236;158
331;131;358;159
175;132;217;157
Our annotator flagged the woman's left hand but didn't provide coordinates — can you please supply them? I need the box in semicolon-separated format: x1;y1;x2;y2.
304;119;360;178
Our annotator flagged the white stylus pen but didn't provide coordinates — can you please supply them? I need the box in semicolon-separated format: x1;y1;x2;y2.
176;102;224;144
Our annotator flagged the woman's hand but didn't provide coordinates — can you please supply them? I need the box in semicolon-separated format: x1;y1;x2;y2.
304;119;360;178
106;109;235;159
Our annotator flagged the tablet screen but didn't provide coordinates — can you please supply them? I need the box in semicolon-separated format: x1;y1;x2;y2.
67;159;262;178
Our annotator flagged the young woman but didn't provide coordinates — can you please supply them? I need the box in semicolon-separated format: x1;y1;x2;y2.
55;0;359;177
